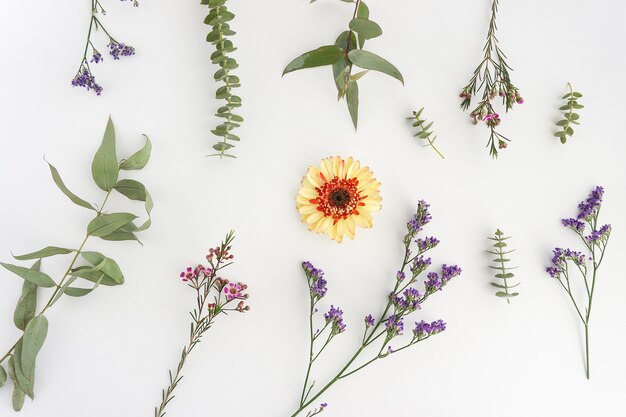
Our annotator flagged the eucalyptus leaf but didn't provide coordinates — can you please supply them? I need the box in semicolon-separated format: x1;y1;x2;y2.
91;117;119;191
349;19;382;41
46;162;95;211
87;213;137;237
346;80;359;130
135;190;153;232
12;342;33;399
347;50;403;84
70;266;120;287
119;135;152;170
332;31;355;94
81;252;125;284
114;179;147;201
7;358;25;411
13;246;74;261
283;46;345;75
13;261;39;330
1;263;56;288
0;365;6;388
21;315;48;395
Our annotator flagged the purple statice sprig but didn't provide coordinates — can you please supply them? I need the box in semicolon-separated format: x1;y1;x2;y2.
71;0;137;95
459;0;523;158
546;186;611;379
155;231;250;417
292;201;461;417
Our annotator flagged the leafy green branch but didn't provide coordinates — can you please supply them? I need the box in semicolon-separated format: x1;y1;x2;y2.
487;229;519;303
554;83;583;144
202;0;243;158
284;0;403;130
407;108;444;159
0;117;153;411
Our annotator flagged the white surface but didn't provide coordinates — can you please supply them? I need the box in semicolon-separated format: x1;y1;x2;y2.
1;0;625;416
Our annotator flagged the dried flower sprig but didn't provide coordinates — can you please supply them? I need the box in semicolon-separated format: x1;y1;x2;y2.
459;0;523;158
407;108;445;159
201;0;244;158
554;83;583;144
290;201;461;416
154;231;249;417
487;229;519;303
284;0;403;130
72;0;138;95
0;117;152;411
546;186;611;379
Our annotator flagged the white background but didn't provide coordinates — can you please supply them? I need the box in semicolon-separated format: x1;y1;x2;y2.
1;0;625;416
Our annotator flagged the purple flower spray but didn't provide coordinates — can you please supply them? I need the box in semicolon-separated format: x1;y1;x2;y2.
546;186;611;379
293;201;461;416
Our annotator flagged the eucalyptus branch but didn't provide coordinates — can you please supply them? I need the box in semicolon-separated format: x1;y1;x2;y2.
487;229;519;303
154;231;250;417
547;186;611;379
290;201;461;416
202;0;244;158
459;0;522;158
0;117;153;411
407;108;445;159
554;83;584;143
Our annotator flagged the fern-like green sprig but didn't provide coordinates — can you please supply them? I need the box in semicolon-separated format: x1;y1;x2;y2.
407;108;444;159
202;0;243;158
487;229;519;303
554;83;583;144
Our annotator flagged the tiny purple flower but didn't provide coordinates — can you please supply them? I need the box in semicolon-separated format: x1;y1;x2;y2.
364;314;375;327
90;51;103;64
425;272;442;292
324;305;346;335
71;67;103;95
562;218;586;232
416;236;440;252
441;264;462;284
585;224;611;243
108;40;136;60
385;315;404;338
577;186;604;221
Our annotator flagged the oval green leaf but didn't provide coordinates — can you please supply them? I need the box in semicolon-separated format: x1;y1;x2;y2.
114;179;147;201
91;117;119;191
21;315;48;390
119;135;152;170
82;251;125;284
87;213;137;237
0;364;6;387
347;49;404;84
346;80;359;130
349;18;382;41
1;262;56;288
14;261;38;330
283;45;345;75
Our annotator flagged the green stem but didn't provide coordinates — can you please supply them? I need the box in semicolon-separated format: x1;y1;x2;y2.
299;297;315;406
584;323;590;379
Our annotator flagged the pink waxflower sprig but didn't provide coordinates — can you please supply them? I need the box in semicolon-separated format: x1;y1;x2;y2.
154;231;249;417
460;0;523;158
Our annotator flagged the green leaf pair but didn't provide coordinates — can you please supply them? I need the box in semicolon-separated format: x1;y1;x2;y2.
554;83;583;144
283;0;403;129
487;229;520;303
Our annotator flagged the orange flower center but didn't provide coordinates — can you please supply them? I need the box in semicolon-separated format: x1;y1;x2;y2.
310;175;365;224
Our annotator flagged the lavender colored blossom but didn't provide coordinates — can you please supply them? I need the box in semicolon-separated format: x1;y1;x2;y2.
424;272;442;292
396;271;406;282
410;255;432;276
577;186;604;220
413;319;446;339
385;315;404;337
562;218;586;232
546;248;588;278
416;236;440;252
392;288;421;312
90;51;103;64
441;264;462;284
324;305;346;335
585;224;611;243
302;261;327;299
364;314;375;327
108;40;136;60
407;200;432;234
71;68;103;95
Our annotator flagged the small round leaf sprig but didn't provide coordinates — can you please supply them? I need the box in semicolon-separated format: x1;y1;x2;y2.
71;0;138;95
407;108;445;159
554;83;584;144
289;201;461;417
154;231;249;417
459;0;523;158
546;186;611;379
201;0;244;158
487;229;519;303
283;0;404;130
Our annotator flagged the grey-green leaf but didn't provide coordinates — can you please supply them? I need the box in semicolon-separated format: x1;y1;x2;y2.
346;80;359;130
119;135;152;170
70;266;120;286
7;358;25;411
349;18;382;41
81;252;125;284
87;213;137;237
13;246;74;261
135;190;153;232
0;364;6;387
114;179;147;201
91;117;119;191
14;261;39;330
283;45;345;75
21;315;48;394
1;263;56;288
347;49;403;84
46;161;95;210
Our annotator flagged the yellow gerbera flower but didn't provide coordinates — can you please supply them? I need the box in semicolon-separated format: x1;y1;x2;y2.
296;156;382;243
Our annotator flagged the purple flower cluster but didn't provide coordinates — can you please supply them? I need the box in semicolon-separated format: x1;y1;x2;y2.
577;186;604;221
585;224;611;244
302;261;327;299
413;319;446;339
392;287;422;312
364;314;375;327
407;200;432;235
441;264;462;284
324;305;346;335
395;271;406;282
546;248;588;278
108;40;136;60
424;272;442;292
416;236;440;252
91;51;103;64
71;68;103;95
410;255;432;276
385;315;404;338
562;218;586;232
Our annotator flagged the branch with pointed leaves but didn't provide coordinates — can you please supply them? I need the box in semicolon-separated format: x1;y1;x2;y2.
0;117;152;411
554;83;583;144
459;0;523;158
407;108;445;159
284;0;403;130
202;0;244;158
154;231;249;417
487;229;519;303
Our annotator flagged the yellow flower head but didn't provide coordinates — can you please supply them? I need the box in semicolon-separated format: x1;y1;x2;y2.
296;156;382;243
